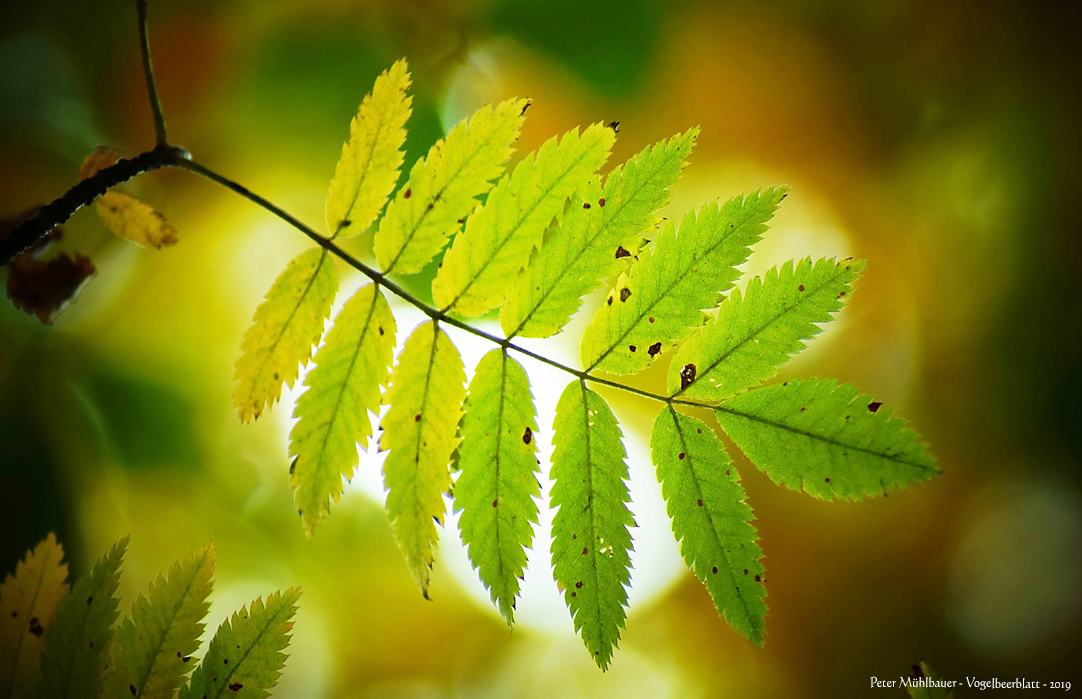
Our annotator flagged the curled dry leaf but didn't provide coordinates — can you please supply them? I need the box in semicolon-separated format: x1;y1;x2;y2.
80;146;178;248
6;251;96;324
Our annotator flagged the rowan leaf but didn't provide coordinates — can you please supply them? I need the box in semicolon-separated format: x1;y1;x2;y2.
550;381;634;670
501;128;698;339
580;187;788;375
375;98;528;275
37;537;127;699
381;321;467;597
670;257;865;400
233;248;338;422
715;378;940;500
325;59;412;238
5;252;95;325
650;408;766;644
178;589;299;699
432;123;615;317
103;544;214;699
290;283;397;536
79;147;177;248
454;349;540;625
0;534;68;699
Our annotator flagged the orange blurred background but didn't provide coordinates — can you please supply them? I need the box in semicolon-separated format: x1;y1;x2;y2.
2;0;1080;696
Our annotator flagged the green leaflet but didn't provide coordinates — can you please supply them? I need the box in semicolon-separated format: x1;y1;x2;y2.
376;98;528;275
580;187;788;376
37;537;127;699
650;408;766;645
178;589;299;699
670;257;865;400
550;381;634;670
906;663;955;698
233;248;338;422
432;123;615;317
0;533;68;699
381;321;467;597
290;284;397;536
454;349;540;625
501;128;699;339
715;379;940;500
325;59;412;238
103;545;214;699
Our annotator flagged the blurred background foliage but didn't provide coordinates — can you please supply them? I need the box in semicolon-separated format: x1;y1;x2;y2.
2;0;1081;696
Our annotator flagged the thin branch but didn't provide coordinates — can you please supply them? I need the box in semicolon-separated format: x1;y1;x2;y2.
174;158;706;410
137;0;169;146
0;145;186;266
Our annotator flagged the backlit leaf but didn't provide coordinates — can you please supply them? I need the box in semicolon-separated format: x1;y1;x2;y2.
79;146;177;248
0;534;68;699
381;321;467;597
670;257;864;400
233;248;338;422
432;123;615;317
550;380;634;670
37;537;127;699
103;544;214;699
501;128;698;338
178;589;299;699
454;349;540;624
290;284;396;536
325;59;412;238
376;98;527;274
580;187;788;375
715;378;940;500
650;408;766;644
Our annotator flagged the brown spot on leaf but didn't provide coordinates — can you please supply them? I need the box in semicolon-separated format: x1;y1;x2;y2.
712;566;718;574
523;427;532;444
575;581;583;588
87;597;93;605
798;284;805;292
415;414;422;422
583;547;588;555
378;326;384;335
583;202;591;209
182;656;191;663
570;591;576;597
229;684;243;692
404;189;411;199
599;198;606;207
680;364;697;389
825;477;831;483
839;291;846;297
647;342;662;356
28;617;43;637
615;246;630;259
629;345;636;352
457;218;465;224
607;296;613;306
696;499;702;506
648;317;654;323
868;401;882;413
743;569;748;575
492;499;498;507
619;288;631;302
678;452;685;460
755;574;761;582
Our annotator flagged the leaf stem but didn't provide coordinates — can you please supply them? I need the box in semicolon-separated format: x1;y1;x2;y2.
137;0;169;147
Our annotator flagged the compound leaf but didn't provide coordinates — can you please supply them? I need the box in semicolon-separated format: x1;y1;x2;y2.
580;187;788;375
37;537;127;699
432;123;615;317
104;544;214;699
650;408;766;644
715;379;940;500
178;589;299;699
501;128;698;339
381;321;467;597
0;534;68;699
550;381;634;670
326;59;412;238
376;98;528;274
454;349;540;625
670;257;864;400
233;248;338;422
290;284;396;536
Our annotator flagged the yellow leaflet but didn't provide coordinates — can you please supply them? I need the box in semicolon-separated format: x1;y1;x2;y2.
376;97;528;275
326;59;412;238
0;533;68;699
80;146;177;248
291;284;396;536
233;248;338;422
381;321;466;597
431;123;615;317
